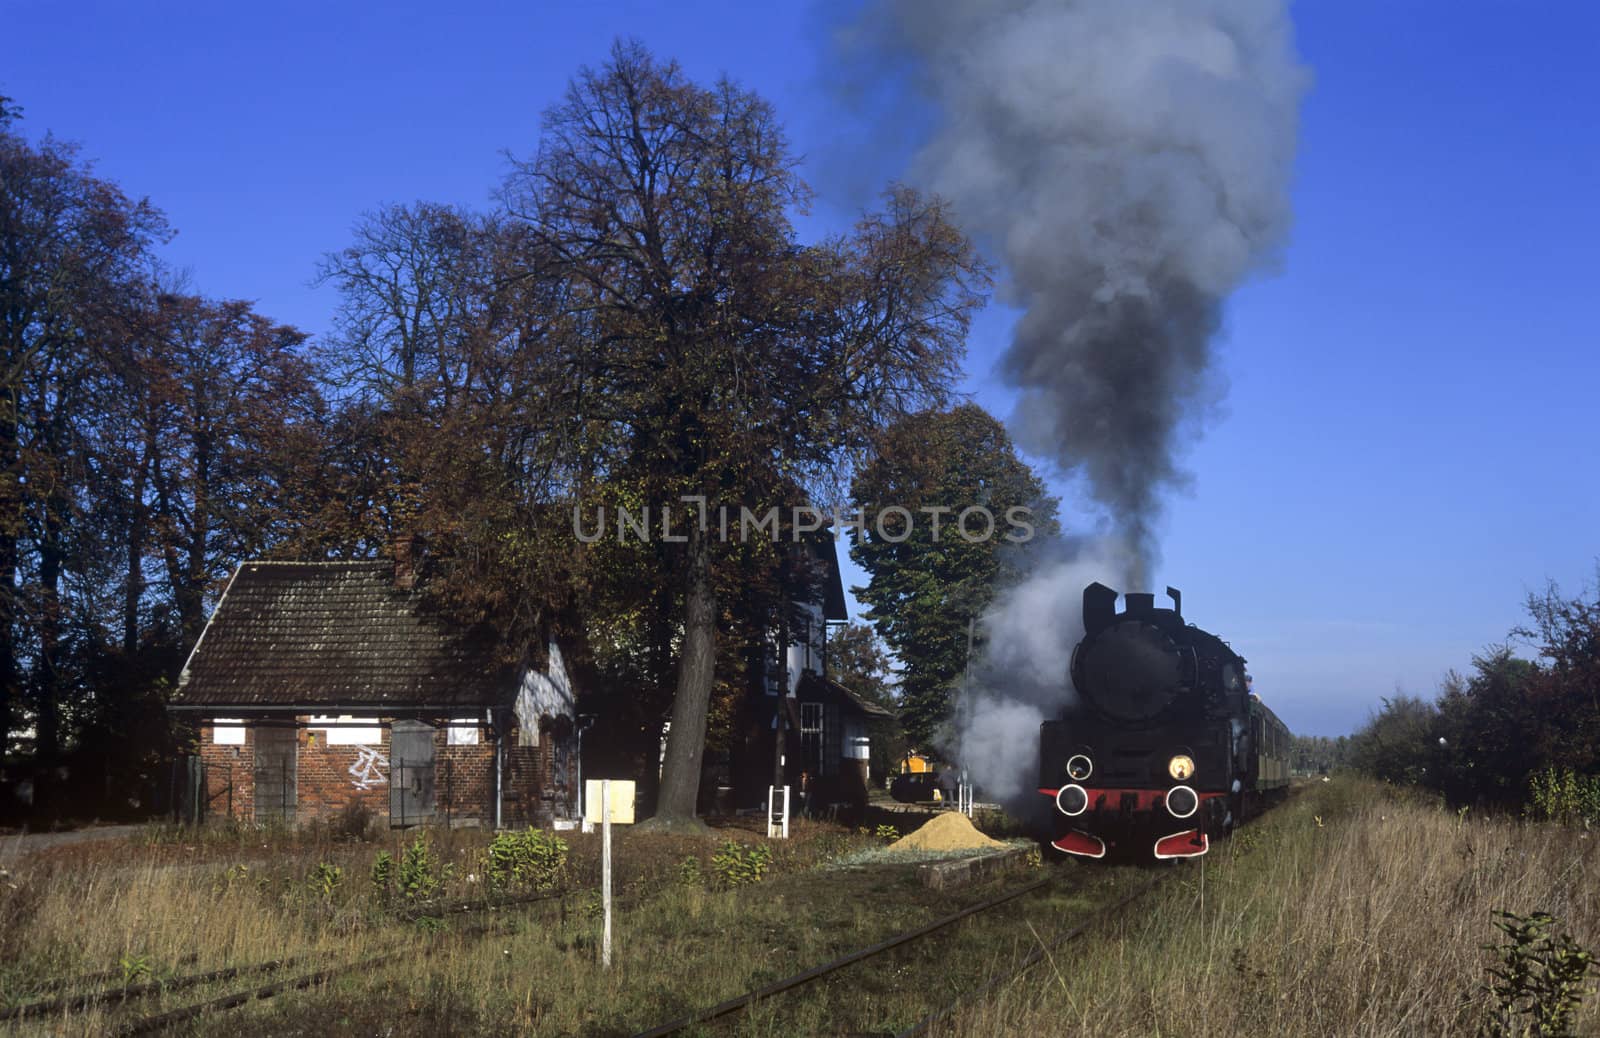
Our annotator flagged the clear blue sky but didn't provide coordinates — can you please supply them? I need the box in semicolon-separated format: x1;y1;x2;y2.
5;1;1596;736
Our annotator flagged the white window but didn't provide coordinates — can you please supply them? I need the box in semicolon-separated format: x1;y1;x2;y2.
308;715;383;745
447;719;480;746
212;718;246;745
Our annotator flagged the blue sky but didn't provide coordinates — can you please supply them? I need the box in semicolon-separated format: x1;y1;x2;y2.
5;1;1596;736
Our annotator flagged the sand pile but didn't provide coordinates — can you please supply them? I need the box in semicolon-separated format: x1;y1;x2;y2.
888;812;1006;852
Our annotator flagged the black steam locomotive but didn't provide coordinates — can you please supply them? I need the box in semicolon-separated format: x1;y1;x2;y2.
1038;583;1290;860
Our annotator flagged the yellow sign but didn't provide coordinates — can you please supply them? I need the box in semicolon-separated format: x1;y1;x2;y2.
584;779;636;825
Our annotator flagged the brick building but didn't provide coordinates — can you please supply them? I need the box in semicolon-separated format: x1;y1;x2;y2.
168;561;578;828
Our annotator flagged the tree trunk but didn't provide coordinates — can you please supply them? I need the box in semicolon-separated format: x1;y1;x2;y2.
653;525;717;823
0;405;16;759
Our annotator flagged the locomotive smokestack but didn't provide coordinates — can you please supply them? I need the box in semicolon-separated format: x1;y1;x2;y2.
842;0;1308;583
1125;592;1156;614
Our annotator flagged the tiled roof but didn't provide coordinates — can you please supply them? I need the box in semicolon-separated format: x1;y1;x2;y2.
171;561;516;710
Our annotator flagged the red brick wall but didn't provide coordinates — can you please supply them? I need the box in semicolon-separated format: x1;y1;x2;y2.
197;717;561;828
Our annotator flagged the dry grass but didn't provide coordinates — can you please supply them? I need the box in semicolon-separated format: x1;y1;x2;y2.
9;783;1587;1036
952;778;1600;1037
0;816;884;1034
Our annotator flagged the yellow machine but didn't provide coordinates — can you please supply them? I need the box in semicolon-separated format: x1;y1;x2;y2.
892;752;945;803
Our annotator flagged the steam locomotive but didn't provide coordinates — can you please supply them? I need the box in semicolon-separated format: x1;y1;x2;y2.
1038;583;1290;860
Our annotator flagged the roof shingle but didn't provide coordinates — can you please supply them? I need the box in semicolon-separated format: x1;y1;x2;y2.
171;561;515;710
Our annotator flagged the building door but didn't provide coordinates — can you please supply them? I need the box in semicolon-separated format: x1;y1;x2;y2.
253;725;297;824
390;720;436;826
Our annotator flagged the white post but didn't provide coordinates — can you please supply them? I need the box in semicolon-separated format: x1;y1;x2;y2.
601;781;613;968
767;784;791;839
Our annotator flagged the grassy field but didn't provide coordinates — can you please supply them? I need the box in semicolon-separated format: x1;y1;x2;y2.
1;781;1594;1035
950;777;1600;1037
0;808;1143;1036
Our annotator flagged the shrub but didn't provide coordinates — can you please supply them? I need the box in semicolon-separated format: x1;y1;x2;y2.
484;828;569;892
1528;767;1600;828
328;800;377;842
1482;909;1597;1037
710;840;772;887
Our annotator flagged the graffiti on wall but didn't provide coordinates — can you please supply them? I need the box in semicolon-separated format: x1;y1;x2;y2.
349;746;389;790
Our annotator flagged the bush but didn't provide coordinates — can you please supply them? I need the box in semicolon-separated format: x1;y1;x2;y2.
676;855;703;887
710;840;772;887
484;828;569;892
1528;768;1600;828
327;800;377;842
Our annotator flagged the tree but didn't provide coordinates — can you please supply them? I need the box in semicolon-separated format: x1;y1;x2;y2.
828;622;896;708
0;113;169;770
826;621;903;784
1347;693;1442;787
505;41;987;824
849;404;1058;747
1433;649;1540;808
1516;573;1600;777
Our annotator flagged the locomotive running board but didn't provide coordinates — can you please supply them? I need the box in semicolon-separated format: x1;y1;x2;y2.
1154;829;1209;859
1052;830;1106;858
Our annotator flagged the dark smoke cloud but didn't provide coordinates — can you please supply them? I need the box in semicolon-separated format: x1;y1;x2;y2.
841;0;1308;582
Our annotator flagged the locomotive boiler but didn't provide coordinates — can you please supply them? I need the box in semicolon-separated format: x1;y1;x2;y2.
1038;583;1290;860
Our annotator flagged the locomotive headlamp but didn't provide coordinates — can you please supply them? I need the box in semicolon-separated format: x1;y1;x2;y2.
1056;784;1089;817
1166;784;1199;819
1065;754;1093;781
1167;754;1195;781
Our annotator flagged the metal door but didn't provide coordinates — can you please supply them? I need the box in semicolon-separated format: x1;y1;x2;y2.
253;725;297;824
389;720;436;826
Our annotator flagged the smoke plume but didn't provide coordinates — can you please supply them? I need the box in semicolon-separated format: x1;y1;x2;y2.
951;537;1128;808
845;0;1307;581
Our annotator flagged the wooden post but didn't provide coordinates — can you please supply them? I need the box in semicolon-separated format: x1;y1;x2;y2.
601;780;613;968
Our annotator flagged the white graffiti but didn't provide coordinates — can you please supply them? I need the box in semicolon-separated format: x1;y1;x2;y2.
348;746;389;790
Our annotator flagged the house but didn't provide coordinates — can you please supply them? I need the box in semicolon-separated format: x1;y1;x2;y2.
167;560;578;828
723;535;895;815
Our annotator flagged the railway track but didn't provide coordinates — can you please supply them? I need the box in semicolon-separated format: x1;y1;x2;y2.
0;880;603;1033
630;871;1162;1038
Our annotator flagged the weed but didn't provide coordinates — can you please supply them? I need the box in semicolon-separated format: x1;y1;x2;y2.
874;824;900;843
676;855;703;887
310;862;344;900
399;835;441;904
1482;909;1597;1037
485;828;569;892
370;850;396;905
119;953;152;986
710;840;773;887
